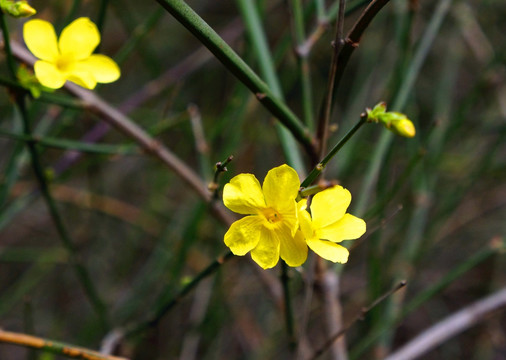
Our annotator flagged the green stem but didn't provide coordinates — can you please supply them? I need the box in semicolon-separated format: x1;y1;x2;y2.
155;0;316;160
125;251;234;337
95;0;110;35
301;115;367;188
10;90;110;330
281;262;296;351
0;12;17;79
0;128;137;155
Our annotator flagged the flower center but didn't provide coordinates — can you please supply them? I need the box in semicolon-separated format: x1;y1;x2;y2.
262;208;283;224
55;55;74;73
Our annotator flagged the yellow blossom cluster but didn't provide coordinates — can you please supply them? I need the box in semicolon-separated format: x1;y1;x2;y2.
223;164;366;269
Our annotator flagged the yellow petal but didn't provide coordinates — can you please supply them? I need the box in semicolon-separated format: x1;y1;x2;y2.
223;173;266;214
279;200;298;236
79;55;120;83
251;227;280;269
279;228;308;267
318;214;366;243
311;186;351;229
23;19;59;62
59;18;100;60
65;64;97;89
297;201;314;239
263;164;300;208
307;238;349;263
224;216;263;255
33;61;66;89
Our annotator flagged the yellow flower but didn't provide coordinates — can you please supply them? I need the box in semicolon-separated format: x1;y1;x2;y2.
223;164;307;269
298;186;366;263
23;17;120;89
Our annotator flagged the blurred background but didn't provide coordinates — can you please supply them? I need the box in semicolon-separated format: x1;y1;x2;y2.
1;0;505;359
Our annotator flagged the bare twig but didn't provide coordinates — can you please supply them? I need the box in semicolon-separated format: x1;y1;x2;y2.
333;0;391;95
316;0;346;157
0;329;128;360
384;287;506;360
8;40;235;228
310;281;407;360
315;263;348;360
210;155;234;200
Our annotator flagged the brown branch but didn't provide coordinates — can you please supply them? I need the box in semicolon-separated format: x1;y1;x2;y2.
8;40;235;228
310;280;407;360
384;286;506;360
0;329;128;360
333;0;391;90
316;0;346;157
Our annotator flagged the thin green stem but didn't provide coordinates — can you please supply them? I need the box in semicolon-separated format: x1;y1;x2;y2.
111;2;161;75
0;128;138;155
64;0;81;27
0;76;87;109
95;0;110;35
281;262;296;351
155;0;316;160
125;251;234;337
0;12;17;79
15;95;110;331
113;8;164;65
301;115;367;188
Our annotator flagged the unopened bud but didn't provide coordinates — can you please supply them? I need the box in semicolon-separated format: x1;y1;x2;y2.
390;117;416;138
1;1;36;17
379;112;416;138
16;2;36;16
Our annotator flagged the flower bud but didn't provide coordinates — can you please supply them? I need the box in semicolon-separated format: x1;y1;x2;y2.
15;2;36;16
379;112;416;138
390;117;416;138
1;0;36;17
